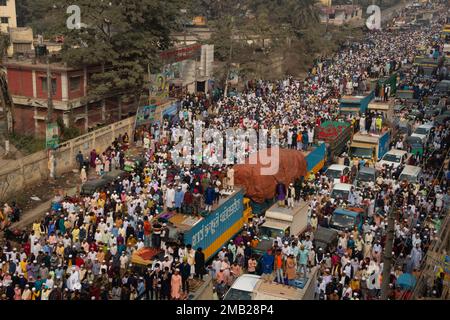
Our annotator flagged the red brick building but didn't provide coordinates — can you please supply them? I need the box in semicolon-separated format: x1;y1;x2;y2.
4;59;138;137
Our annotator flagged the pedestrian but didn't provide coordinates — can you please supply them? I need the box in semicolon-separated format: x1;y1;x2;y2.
194;247;206;280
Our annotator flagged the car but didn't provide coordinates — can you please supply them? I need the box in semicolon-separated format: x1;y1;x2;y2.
405;136;424;157
223;274;261;300
313;227;339;253
101;169;127;183
376;149;410;170
411;123;434;143
398;165;422;183
80;179;110;196
354;167;377;187
329;207;367;232
325;164;350;184
397;121;412;136
330;183;353;202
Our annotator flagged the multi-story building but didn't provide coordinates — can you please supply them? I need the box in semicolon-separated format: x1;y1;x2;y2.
4;58;138;137
0;0;17;33
319;5;363;26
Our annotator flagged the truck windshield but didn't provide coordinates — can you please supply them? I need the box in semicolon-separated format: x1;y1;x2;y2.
224;289;252;300
399;174;416;183
414;127;429;135
331;214;355;230
382;154;402;163
326;169;342;179
259;226;285;240
357;171;375;182
350;147;373;159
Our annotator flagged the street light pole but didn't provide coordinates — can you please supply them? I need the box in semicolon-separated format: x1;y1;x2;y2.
46;55;54;123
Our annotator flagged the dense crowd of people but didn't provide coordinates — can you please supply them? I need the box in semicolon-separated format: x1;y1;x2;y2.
0;2;449;301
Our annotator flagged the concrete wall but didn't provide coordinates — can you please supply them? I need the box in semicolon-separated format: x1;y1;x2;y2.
0;116;136;201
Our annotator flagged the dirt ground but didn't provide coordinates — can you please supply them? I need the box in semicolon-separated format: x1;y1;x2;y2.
6;170;81;213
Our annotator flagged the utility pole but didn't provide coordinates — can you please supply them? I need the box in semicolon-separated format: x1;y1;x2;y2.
148;63;152;104
224;16;234;98
380;199;396;299
46;55;54;123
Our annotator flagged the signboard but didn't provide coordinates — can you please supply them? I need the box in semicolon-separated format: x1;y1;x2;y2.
135;105;157;127
162;101;180;117
160;44;202;64
46;123;59;149
185;190;244;251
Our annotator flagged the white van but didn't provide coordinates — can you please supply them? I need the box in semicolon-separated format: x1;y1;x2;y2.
325;164;350;184
411;123;433;144
330;183;353;202
376;149;409;170
398;165;422;183
223;268;320;300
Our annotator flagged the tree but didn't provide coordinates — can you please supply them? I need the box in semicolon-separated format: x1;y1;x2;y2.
0;32;10;63
27;0;182;102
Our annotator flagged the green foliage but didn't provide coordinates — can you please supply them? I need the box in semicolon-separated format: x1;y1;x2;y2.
56;116;81;141
0;32;10;61
61;0;181;98
8;134;45;155
18;0;182;99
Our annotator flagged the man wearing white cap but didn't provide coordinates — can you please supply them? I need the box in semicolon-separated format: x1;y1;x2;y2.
287;183;295;209
67;266;80;291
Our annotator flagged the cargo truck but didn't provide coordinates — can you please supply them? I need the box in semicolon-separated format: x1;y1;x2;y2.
254;200;310;255
170;187;253;261
224;267;320;300
349;129;391;165
304;142;327;174
367;100;395;122
131;188;253;264
339;91;375;115
315;121;352;166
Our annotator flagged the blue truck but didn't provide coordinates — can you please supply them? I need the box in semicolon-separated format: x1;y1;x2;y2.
329;207;368;232
349;129;391;165
339;91;375;115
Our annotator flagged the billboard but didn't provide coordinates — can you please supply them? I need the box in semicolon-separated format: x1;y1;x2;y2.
185;190;244;252
135;105;157;127
46;123;59;149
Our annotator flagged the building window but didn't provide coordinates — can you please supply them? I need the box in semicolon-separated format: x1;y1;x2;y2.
70;76;81;91
42;78;57;95
0;17;8;24
0;0;7;6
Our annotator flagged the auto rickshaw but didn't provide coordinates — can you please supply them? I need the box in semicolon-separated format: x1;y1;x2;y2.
405;136;424;157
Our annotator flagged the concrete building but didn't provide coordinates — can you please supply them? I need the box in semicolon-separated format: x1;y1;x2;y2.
7;27;33;57
4;59;137;137
319;5;363;26
0;0;17;33
151;43;214;99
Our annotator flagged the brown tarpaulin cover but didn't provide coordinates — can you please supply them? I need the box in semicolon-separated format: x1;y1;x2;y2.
234;148;307;203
